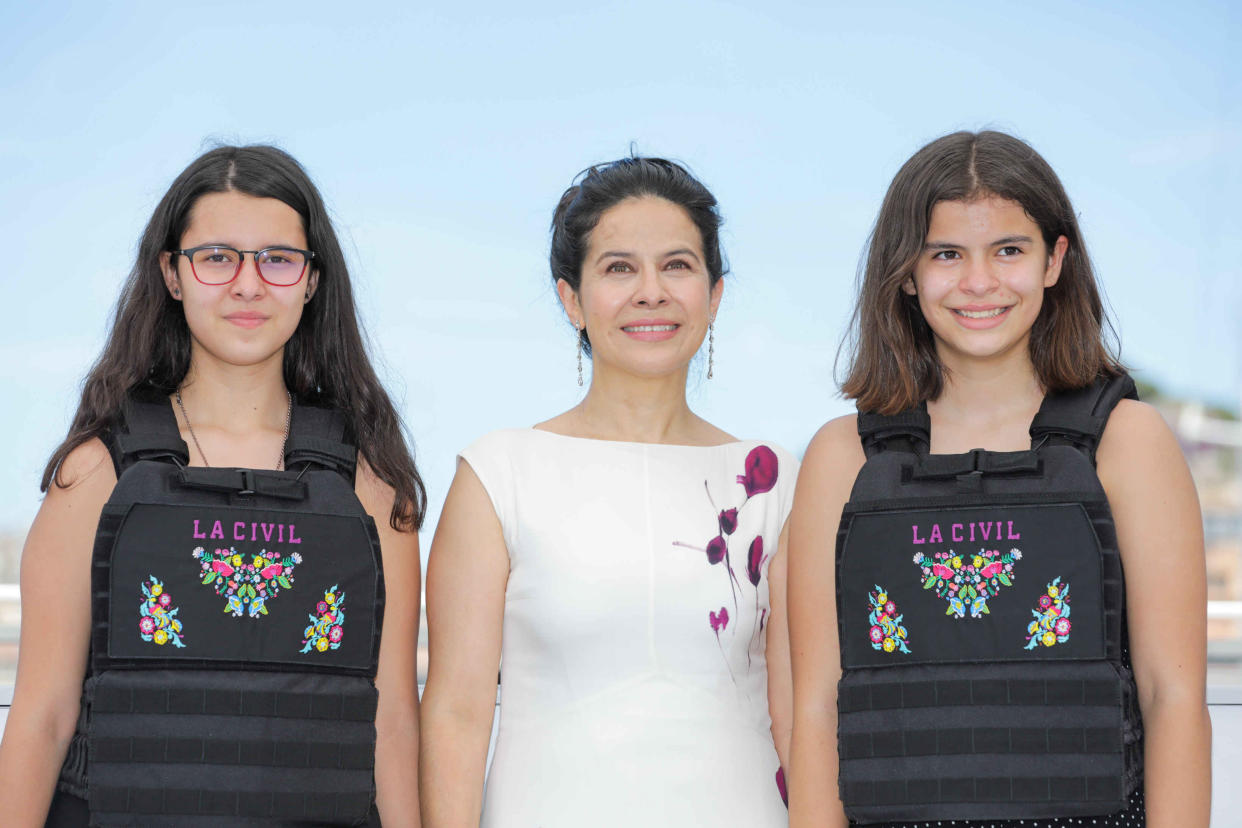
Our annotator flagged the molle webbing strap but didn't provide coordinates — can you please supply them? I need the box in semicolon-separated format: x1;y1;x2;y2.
110;396;189;474
840;726;1119;759
92;683;378;721
842;775;1123;808
839;676;1120;711
284;404;357;483
1029;374;1138;462
91;735;375;769
89;787;372;821
87;671;378;824
858;407;931;458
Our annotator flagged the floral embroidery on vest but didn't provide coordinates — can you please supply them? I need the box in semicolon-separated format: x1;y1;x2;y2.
867;586;910;654
914;547;1021;618
673;445;780;683
139;576;186;647
193;546;302;618
301;586;346;653
1025;577;1071;649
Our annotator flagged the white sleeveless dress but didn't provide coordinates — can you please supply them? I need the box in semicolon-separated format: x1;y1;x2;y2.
460;429;797;827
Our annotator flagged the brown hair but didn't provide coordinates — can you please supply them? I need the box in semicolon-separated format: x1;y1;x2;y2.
43;145;427;531
839;130;1123;415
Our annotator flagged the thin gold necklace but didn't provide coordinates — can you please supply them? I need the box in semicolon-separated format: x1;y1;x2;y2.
174;388;293;470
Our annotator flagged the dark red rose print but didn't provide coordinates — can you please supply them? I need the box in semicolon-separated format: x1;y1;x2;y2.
737;445;778;497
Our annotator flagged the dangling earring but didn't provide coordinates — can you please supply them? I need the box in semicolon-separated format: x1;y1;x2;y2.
576;326;584;387
707;321;715;379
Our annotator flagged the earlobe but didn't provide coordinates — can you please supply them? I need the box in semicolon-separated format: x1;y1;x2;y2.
305;269;319;303
709;277;724;319
160;251;182;300
901;275;918;296
1045;236;1069;287
555;278;583;328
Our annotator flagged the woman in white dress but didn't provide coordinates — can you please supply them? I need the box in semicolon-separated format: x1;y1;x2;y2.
421;157;796;826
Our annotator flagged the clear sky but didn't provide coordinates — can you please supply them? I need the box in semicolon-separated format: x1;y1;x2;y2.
1;0;1238;544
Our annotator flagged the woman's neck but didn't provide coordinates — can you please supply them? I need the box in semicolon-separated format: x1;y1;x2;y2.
546;363;726;445
176;348;289;436
927;354;1045;454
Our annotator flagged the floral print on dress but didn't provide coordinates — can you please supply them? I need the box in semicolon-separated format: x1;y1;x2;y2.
139;576;186;647
193;546;302;618
1025;577;1071;649
867;585;910;654
914;547;1021;618
674;445;780;681
301;585;346;653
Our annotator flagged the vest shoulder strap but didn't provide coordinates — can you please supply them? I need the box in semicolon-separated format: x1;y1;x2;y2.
1029;373;1138;463
106;391;190;475
284;403;358;485
857;406;930;458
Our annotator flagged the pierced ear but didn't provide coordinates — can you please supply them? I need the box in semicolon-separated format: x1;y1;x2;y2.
901;275;918;296
709;277;724;320
160;251;182;300
555;278;583;329
304;269;320;303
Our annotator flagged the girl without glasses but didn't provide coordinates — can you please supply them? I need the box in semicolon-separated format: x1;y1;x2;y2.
786;130;1210;827
421;157;797;826
0;145;426;827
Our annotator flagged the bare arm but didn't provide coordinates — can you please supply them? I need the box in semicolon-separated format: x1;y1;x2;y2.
419;459;509;827
1097;400;1211;827
0;440;114;824
357;462;423;827
787;416;863;828
766;522;792;770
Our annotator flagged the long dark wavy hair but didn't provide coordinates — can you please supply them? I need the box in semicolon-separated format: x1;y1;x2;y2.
549;156;727;355
42;145;427;531
839;130;1123;415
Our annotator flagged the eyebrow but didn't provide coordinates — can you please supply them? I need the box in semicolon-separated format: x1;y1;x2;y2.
593;248;703;265
923;235;1035;251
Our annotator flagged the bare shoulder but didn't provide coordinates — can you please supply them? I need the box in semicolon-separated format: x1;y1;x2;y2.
1096;398;1199;522
353;456;397;512
801;414;865;480
1097;399;1182;476
51;437;116;493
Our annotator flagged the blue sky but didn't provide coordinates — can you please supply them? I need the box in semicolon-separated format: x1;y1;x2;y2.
1;0;1238;542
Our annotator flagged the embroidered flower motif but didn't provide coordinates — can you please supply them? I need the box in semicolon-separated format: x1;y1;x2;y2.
301;586;346;653
194;546;301;618
917;547;1020;619
868;585;910;654
1025;577;1071;650
139;576;186;648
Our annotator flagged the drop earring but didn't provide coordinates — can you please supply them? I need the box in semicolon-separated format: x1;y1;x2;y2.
576;326;584;387
707;321;715;379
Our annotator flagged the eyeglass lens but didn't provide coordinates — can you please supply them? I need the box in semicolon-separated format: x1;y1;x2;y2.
189;247;307;286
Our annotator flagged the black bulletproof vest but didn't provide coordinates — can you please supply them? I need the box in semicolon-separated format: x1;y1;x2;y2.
57;391;385;826
835;376;1143;824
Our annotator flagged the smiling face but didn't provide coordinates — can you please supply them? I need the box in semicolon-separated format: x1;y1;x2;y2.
557;196;722;382
905;196;1066;373
161;190;318;372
